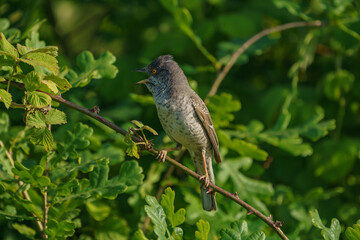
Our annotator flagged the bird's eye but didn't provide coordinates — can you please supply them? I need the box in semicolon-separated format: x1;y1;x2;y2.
151;68;157;74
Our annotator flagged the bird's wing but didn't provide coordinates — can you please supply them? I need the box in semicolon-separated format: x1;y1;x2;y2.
192;96;222;164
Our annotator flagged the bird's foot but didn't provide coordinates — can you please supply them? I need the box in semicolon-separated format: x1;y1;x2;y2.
156;150;168;163
199;175;210;188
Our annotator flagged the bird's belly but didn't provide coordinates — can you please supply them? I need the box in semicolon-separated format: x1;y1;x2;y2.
156;103;209;151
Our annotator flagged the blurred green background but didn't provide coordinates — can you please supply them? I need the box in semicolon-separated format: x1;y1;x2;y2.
1;0;360;239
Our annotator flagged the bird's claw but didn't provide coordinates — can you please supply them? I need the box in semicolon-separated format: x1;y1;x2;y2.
156;150;168;163
199;175;210;188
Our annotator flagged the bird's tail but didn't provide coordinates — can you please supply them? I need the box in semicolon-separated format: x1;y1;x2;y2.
201;187;216;211
190;150;217;211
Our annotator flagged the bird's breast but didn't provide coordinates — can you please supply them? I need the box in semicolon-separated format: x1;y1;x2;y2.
155;95;210;151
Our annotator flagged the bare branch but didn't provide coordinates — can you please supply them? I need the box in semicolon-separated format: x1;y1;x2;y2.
5;80;289;240
205;20;324;101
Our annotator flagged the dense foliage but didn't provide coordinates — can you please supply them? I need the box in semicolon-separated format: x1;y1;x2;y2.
0;0;359;239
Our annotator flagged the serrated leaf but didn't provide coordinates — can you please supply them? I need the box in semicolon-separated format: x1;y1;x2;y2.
195;219;210;240
26;110;46;128
12;161;50;188
12;223;36;239
27;46;58;57
126;142;139;159
68;51;118;87
58;123;93;160
131;120;144;128
30;127;53;151
160;187;185;228
114;160;144;186
0;32;18;58
17;43;32;55
144;195;168;240
23;71;41;91
27;91;51;107
45;219;75;239
310;209;341;240
39;80;58;94
45;109;67;125
20;52;58;74
25;31;45;48
345;223;360;240
143;125;158;135
208;92;241;128
44;74;72;91
0;89;12;109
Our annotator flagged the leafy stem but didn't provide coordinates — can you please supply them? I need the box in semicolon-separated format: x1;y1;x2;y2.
7;60;18;92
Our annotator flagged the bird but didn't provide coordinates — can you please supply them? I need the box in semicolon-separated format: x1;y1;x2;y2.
135;55;222;211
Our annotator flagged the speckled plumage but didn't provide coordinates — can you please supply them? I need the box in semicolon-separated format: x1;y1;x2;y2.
136;55;221;211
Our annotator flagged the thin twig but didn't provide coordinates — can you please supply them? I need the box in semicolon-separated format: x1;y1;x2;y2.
0;140;44;234
4;81;289;240
42;125;51;240
205;20;324;101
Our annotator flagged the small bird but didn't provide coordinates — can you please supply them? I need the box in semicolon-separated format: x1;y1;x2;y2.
136;55;222;211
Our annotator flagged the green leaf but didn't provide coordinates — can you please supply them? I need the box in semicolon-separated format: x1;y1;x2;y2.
130;93;155;106
23;71;41;91
144;195;169;240
12;161;50;188
0;32;18;58
69;51;118;87
0;89;12;109
44;74;72;91
58;123;93;160
27;91;51;107
86;200;111;221
231;139;268;161
126;142;140;159
132;229;149;240
17;43;32;55
20;52;58;74
12;223;36;239
195;219;210;240
0;18;10;32
131;120;144;128
208;92;241;128
30;127;53;151
323;70;355;100
94;217;130;240
0;112;9;134
220;221;248;240
160;187;185;228
45;219;76;239
310;209;341;240
26;110;46;128
45;109;67;125
143;125;158;135
345;223;360;240
114;160;144;187
246;232;266;240
39;80;59;94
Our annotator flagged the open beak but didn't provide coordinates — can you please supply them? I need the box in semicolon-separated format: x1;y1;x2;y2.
134;68;147;73
136;79;149;85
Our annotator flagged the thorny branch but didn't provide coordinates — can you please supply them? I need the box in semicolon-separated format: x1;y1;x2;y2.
5;80;288;240
1;20;327;240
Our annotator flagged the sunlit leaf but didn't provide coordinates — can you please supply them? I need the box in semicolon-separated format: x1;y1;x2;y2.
160;187;185;228
144;195;168;240
26;110;46;128
45;109;67;125
195;219;210;240
27;91;51;107
23;71;41;91
0;89;12;109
